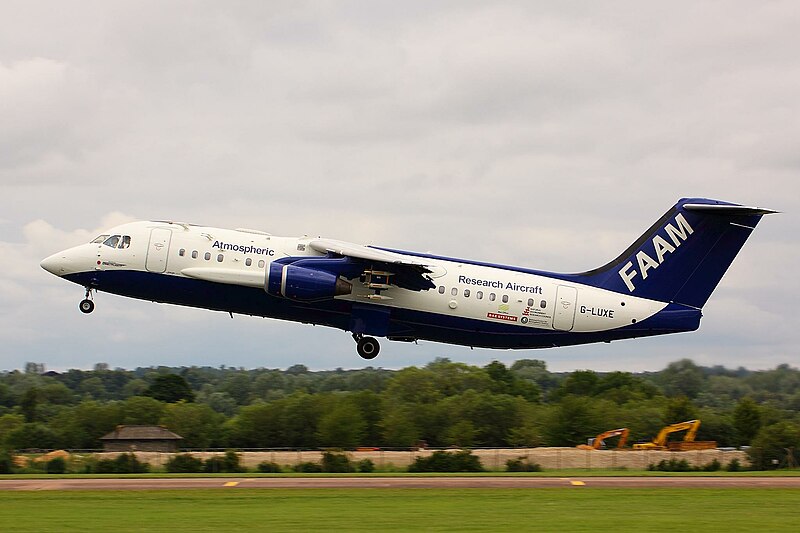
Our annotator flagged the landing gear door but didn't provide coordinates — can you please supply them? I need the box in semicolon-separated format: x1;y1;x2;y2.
146;228;172;273
553;285;577;331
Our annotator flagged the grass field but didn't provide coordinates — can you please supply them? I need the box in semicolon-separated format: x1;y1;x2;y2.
1;488;798;532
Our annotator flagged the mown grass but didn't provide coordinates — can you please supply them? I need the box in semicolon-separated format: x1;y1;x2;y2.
0;488;798;532
2;468;800;479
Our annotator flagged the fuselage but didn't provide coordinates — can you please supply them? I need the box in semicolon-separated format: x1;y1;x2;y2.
40;219;696;353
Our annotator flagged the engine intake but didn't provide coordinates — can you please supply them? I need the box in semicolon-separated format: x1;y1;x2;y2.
266;263;352;301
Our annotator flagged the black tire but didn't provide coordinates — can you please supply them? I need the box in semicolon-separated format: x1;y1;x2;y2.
79;299;95;314
356;336;380;359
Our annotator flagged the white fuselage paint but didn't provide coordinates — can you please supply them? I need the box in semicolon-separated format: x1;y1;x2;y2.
51;220;667;335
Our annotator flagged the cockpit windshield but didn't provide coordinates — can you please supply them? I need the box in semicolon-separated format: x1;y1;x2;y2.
92;234;132;249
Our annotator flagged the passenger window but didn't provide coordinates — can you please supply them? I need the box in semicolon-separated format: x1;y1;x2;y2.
502;295;509;303
119;236;131;249
540;300;547;309
477;291;483;300
179;249;185;257
464;289;470;298
217;254;224;262
102;235;120;248
258;260;265;268
191;250;198;259
527;298;534;307
438;286;445;294
204;252;211;261
246;258;252;267
451;288;458;296
489;293;496;302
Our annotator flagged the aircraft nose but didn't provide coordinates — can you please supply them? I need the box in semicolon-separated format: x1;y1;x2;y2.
40;252;67;276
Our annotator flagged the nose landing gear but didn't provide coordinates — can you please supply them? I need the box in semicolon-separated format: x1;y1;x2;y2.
352;333;380;360
79;288;95;314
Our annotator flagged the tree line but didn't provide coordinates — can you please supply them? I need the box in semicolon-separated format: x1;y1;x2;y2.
1;358;799;467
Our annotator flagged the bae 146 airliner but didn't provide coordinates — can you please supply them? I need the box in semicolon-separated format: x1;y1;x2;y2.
41;198;774;359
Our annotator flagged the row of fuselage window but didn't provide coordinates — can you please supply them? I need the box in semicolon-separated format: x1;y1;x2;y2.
438;285;547;308
178;248;266;268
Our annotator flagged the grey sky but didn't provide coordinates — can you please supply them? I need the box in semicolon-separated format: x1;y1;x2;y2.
1;1;797;372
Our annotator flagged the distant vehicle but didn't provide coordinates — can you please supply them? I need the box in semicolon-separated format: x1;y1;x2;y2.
633;419;716;451
41;198;774;359
577;428;629;450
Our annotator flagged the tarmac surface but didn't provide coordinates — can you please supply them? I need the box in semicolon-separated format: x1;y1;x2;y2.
2;476;800;491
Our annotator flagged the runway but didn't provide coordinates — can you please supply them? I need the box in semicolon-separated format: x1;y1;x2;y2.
2;476;799;491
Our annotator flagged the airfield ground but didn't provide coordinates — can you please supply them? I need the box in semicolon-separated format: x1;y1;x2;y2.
0;486;798;532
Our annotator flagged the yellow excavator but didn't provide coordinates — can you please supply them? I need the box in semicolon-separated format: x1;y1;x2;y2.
633;419;716;450
576;428;629;450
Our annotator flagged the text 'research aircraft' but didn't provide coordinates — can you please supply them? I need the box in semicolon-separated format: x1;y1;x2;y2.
41;198;774;360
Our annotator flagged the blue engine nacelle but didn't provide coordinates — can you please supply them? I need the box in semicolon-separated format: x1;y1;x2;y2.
266;263;352;301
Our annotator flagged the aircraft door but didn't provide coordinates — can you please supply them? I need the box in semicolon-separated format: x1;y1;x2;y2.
145;228;172;273
553;285;577;331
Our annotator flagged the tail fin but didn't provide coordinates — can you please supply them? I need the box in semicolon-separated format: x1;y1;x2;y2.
572;198;776;308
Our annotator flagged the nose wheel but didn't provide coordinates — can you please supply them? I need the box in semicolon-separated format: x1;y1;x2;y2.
79;288;95;314
353;334;380;359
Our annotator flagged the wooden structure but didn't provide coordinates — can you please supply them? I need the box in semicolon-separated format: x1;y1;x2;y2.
100;425;183;452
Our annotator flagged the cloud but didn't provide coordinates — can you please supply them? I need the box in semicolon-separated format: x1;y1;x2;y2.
0;2;797;372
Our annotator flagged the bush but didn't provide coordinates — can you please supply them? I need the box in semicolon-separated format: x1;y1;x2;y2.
357;459;375;473
321;452;354;473
166;454;204;473
407;450;484;473
0;450;15;474
204;450;245;473
93;453;149;474
505;457;542;472
257;461;282;473
648;458;692;472
292;461;323;473
726;458;743;472
700;459;721;472
45;456;67;474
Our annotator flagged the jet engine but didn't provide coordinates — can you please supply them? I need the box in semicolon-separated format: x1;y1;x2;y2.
266;263;352;301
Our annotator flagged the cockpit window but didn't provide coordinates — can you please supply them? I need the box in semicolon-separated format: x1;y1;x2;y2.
92;235;110;244
100;235;132;249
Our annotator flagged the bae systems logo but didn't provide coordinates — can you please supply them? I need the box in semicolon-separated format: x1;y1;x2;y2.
618;213;694;292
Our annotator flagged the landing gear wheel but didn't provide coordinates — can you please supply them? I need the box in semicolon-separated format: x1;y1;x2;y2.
79;299;95;314
356;336;380;360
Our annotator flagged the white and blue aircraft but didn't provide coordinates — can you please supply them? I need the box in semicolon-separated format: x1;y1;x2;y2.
41;198;774;359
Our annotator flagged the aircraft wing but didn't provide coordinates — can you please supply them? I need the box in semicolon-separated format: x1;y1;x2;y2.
307;238;435;291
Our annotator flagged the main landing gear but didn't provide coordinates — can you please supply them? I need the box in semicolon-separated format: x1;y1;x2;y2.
79;287;95;314
353;333;380;360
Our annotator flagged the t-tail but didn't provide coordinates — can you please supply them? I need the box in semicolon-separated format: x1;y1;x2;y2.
569;198;776;309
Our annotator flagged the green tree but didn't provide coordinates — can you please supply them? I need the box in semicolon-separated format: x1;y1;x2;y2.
145;374;195;403
733;397;762;445
316;398;366;448
554;370;599;398
52;400;120;449
659;359;705;398
160;401;222;449
664;396;697;423
20;388;39;422
6;423;58;449
120;396;166;425
545;395;609;446
747;421;800;470
0;414;25;446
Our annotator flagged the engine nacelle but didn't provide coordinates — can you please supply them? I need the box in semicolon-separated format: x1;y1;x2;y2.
266;263;352;301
